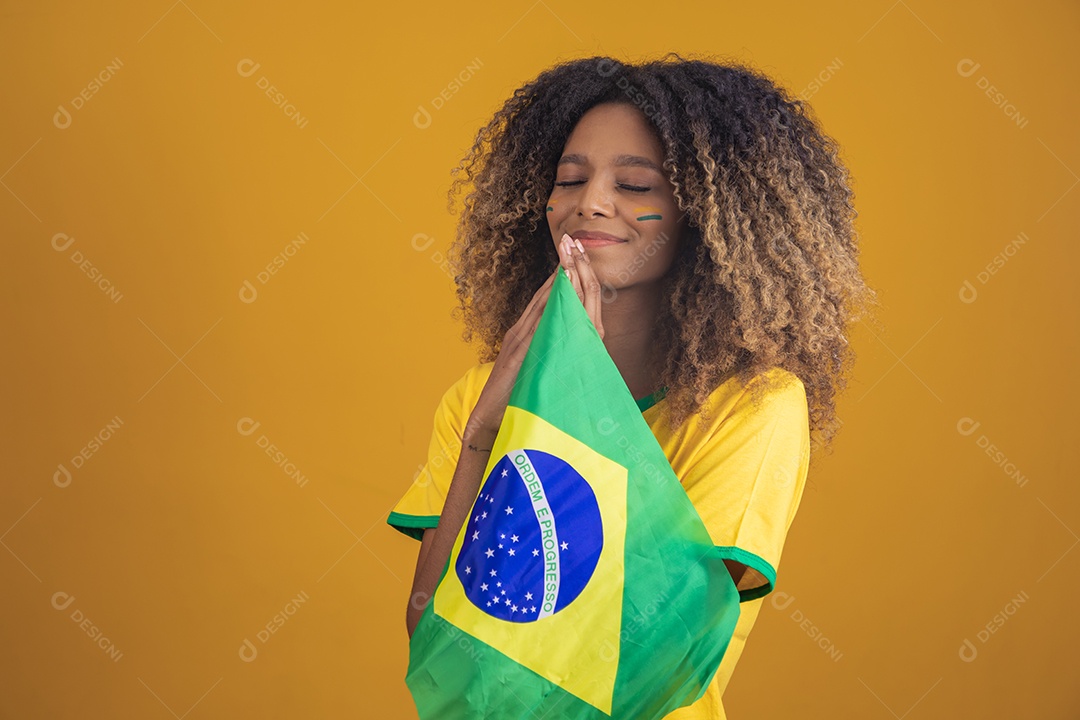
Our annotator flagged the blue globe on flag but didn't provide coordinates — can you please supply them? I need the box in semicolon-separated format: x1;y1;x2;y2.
454;448;604;623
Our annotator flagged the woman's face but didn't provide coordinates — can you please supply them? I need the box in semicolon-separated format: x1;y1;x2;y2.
546;102;686;293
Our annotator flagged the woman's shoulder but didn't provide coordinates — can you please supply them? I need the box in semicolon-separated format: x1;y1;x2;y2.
437;361;496;407
698;364;804;401
693;365;808;428
462;361;496;390
747;365;806;397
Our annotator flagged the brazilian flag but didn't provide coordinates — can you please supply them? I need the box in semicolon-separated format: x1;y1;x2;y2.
405;268;741;719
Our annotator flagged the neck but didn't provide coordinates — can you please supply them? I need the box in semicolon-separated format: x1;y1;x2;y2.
600;281;665;400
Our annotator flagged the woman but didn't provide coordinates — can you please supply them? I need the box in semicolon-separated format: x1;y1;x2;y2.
389;52;878;718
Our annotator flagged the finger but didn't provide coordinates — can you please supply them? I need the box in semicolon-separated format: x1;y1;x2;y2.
568;241;604;338
509;274;555;346
559;237;585;304
527;270;557;321
530;270;557;307
514;271;557;330
507;286;551;357
571;240;604;338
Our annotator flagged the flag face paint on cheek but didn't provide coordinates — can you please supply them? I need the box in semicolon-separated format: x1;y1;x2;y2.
634;205;663;221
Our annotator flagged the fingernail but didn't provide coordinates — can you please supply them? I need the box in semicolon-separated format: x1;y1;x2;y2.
574;239;585;253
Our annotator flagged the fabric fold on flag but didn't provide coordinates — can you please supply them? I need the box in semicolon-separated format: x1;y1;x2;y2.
405;268;742;719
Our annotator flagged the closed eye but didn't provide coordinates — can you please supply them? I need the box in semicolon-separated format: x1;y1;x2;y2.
554;181;651;193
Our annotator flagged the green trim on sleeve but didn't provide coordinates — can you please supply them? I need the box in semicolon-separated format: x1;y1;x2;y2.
715;545;778;603
387;511;440;541
635;386;668;413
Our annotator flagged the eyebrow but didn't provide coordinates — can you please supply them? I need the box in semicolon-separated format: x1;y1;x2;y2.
557;153;663;174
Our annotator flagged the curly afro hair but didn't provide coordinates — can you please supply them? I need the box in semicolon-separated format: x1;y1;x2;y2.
443;52;881;454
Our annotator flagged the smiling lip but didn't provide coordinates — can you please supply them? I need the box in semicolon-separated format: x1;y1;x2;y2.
570;230;627;247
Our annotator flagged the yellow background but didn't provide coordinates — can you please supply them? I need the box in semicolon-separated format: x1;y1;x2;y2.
2;1;1076;717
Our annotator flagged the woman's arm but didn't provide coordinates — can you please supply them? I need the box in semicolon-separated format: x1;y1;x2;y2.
723;558;749;588
406;426;498;639
406;240;602;637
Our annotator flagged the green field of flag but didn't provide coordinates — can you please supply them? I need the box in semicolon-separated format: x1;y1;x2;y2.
404;268;741;719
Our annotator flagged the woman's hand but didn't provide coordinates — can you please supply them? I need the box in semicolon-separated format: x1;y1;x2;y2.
557;234;605;341
408;235;603;638
465;233;604;442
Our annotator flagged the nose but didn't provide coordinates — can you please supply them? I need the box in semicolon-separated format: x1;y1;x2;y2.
576;177;614;217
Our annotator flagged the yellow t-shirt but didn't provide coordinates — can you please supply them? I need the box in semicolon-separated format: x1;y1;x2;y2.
389;361;812;720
